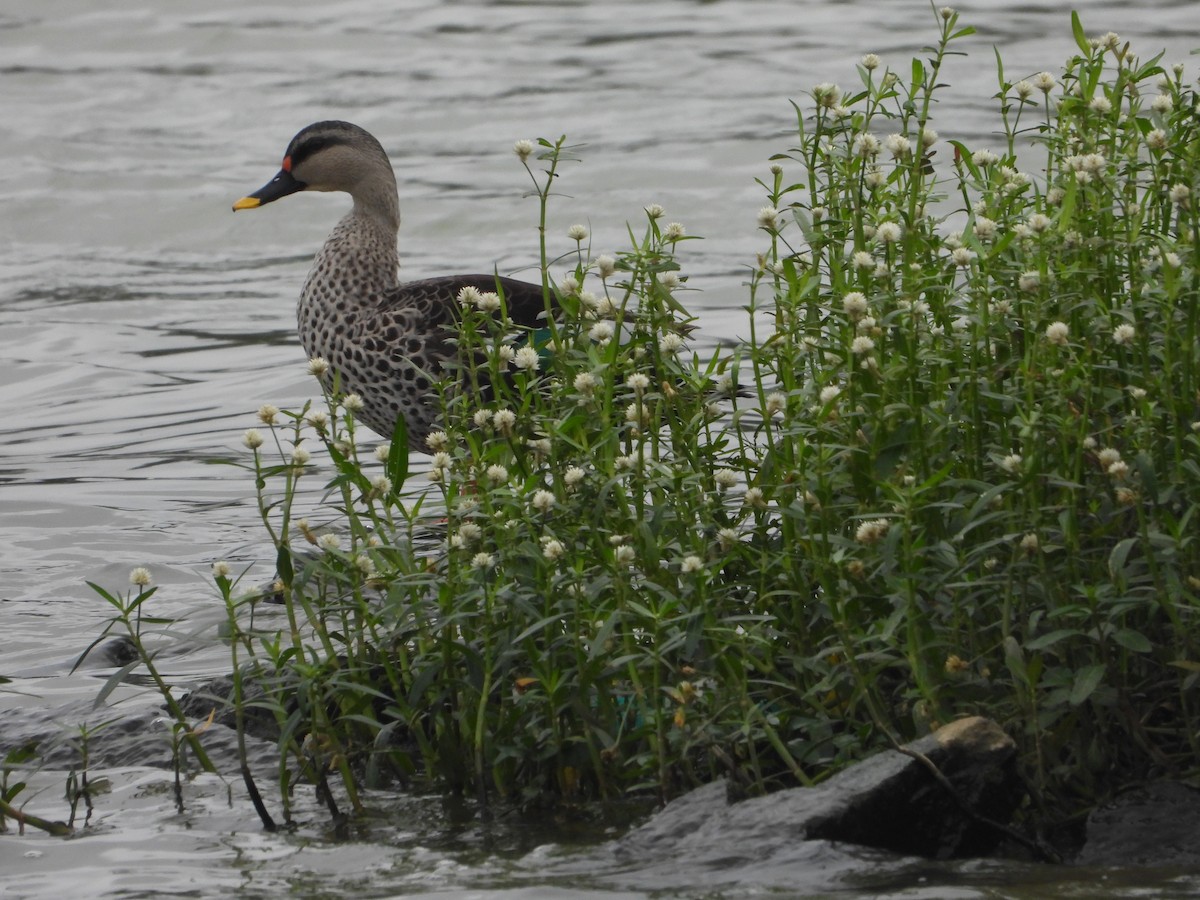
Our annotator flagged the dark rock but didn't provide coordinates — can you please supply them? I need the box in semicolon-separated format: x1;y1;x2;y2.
1076;781;1200;868
619;716;1021;863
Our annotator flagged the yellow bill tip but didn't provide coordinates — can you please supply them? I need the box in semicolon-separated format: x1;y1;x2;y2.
232;196;261;211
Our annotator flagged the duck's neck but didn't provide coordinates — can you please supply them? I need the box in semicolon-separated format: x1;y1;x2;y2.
301;204;401;315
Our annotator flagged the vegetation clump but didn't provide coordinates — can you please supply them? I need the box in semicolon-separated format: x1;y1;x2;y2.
32;8;1197;841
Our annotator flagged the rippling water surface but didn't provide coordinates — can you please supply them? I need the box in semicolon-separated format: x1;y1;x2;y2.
2;0;1199;896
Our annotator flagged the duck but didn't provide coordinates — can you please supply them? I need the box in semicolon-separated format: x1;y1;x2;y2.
233;120;549;450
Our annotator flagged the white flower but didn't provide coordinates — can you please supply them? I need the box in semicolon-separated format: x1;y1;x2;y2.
717;528;739;551
660;332;684;354
513;139;535;162
471;551;494;570
564;466;586;487
458;285;483;308
342;393;364;412
680;555;704;574
305;410;329;431
1088;94;1112;114
542;538;565;561
627;373;651;393
973;216;997;240
952;247;975;267
663;222;686;241
476;291;502;313
884;134;911;158
1019;271;1041;292
743;487;766;509
920;127;938;148
852;132;881;158
1112;323;1136;345
1033;72;1056;93
473;408;493;428
485;464;509;484
714;469;739;490
842;291;869;318
530;490;555;513
291;445;311;466
513;345;540;371
1020;532;1040;553
243;428;265;449
130;567;152;587
1014;80;1034;100
812;82;842;108
999;453;1022;474
595;255;617;278
1169;184;1190;205
307;356;330;376
425;431;448;451
765;392;787;416
973;149;999;166
1045;321;1070;346
851;251;874;270
1107;460;1130;479
855;518;890;544
588;321;614;343
645;203;666;219
851;335;875;355
574;372;598;395
458;522;482;543
257;404;279;425
494;344;515;365
819;385;841;405
492;409;516;432
1146;129;1169;151
876;221;902;243
1151;94;1173;114
615;545;636;566
757;206;781;229
371;474;393;494
861;53;881;70
567;224;589;242
1027;213;1052;233
317;533;341;552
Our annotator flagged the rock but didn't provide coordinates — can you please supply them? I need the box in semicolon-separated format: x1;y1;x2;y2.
618;716;1021;863
1076;781;1200;868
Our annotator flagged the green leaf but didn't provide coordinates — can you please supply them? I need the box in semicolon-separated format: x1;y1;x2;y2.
1070;10;1089;55
1111;629;1153;653
1069;664;1106;706
1025;628;1081;651
387;416;410;490
276;544;294;585
1108;537;1138;579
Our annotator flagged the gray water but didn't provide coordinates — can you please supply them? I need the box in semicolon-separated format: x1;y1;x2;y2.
2;0;1199;896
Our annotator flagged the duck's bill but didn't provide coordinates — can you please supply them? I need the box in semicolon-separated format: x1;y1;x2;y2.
232;168;305;211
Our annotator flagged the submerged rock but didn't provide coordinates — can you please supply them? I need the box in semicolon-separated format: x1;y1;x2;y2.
619;716;1021;863
1076;781;1200;869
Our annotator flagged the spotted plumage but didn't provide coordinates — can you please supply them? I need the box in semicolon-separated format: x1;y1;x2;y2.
234;120;548;450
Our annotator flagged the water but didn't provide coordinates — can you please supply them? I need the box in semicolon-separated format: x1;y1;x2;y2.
3;0;1200;895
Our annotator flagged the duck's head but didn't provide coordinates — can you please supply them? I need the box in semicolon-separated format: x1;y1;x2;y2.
233;120;397;215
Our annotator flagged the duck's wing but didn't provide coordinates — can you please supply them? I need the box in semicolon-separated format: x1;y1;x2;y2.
352;274;552;387
373;274;551;330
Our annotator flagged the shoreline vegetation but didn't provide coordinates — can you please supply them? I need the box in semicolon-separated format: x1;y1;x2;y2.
8;7;1197;852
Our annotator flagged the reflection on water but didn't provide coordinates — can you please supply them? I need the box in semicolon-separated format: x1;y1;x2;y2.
2;0;1199;896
